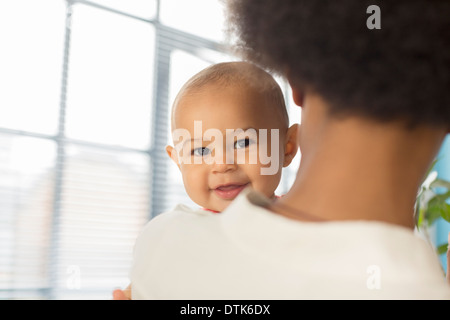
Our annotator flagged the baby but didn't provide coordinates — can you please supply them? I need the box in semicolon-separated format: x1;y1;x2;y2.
117;61;299;299
165;61;299;212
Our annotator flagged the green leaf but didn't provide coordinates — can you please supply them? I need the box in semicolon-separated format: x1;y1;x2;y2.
435;190;450;202
415;207;425;229
422;190;450;225
426;203;442;226
424;195;442;226
414;197;421;228
437;243;449;255
441;203;450;222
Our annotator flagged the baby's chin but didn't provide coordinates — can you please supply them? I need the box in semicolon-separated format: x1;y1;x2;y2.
207;201;229;213
205;188;275;212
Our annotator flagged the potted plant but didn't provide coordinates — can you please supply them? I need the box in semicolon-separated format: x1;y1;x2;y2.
414;160;450;256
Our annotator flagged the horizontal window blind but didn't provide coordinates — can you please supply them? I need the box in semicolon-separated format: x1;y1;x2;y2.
52;144;150;299
0;135;56;299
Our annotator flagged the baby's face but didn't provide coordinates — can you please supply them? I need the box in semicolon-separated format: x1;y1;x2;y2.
168;83;289;212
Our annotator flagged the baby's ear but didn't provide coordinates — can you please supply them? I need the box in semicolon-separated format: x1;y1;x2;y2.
283;124;299;167
166;145;181;169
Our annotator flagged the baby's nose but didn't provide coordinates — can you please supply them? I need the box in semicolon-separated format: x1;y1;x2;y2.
212;162;237;173
211;149;237;173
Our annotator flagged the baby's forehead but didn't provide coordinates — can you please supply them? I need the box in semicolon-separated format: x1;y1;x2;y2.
173;82;279;120
170;62;288;131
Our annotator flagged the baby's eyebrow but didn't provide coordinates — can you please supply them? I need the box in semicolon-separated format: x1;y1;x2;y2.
228;127;259;136
180;138;202;148
235;127;256;131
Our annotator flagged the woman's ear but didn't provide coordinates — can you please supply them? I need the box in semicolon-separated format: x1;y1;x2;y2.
166;145;181;169
291;87;304;107
287;75;304;107
283;123;300;167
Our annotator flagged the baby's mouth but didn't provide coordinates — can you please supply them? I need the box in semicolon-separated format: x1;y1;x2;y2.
213;183;249;200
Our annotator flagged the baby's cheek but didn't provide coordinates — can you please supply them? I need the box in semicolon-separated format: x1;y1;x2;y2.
182;167;209;204
247;165;281;196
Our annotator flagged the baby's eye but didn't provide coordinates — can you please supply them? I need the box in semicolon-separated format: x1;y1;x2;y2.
192;147;211;157
234;138;253;149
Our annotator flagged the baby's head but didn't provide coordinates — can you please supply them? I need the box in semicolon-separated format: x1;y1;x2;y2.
166;61;298;212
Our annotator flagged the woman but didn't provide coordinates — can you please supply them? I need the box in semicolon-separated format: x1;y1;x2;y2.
116;0;450;299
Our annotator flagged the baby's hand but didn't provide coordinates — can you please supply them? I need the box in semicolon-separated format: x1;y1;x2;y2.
113;284;132;300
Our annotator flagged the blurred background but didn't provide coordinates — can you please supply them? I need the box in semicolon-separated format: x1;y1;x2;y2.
0;0;301;299
0;0;448;300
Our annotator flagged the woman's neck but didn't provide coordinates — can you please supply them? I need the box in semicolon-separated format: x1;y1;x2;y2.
275;106;446;229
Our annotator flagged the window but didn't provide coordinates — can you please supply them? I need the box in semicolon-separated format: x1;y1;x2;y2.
0;0;300;299
65;4;155;150
159;0;227;42
0;0;65;135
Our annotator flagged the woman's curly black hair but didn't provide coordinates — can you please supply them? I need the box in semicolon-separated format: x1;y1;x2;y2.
226;0;450;128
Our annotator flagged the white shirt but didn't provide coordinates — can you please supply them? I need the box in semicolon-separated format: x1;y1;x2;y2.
131;188;450;299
